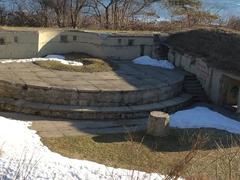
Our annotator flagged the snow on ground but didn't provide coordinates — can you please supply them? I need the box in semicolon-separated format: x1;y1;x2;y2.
133;56;175;69
170;107;240;134
1;106;238;179
0;116;164;180
0;55;83;66
45;55;65;60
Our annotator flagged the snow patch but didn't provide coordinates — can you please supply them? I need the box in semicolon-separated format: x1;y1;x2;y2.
133;56;174;69
0;55;83;66
0;116;164;180
2;106;238;179
170;107;240;134
45;54;65;60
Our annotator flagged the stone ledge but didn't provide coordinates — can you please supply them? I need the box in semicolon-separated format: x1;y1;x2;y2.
0;94;192;120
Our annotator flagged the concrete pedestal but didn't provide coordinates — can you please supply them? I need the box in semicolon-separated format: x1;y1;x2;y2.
147;111;170;137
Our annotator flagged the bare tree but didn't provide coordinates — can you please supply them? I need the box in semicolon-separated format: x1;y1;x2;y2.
70;0;88;28
44;0;68;27
94;0;116;29
89;0;158;29
0;5;6;25
35;0;52;26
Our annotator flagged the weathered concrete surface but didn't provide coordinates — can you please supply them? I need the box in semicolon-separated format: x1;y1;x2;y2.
0;29;156;60
0;59;194;121
0;31;39;59
0;60;184;106
0;111;147;137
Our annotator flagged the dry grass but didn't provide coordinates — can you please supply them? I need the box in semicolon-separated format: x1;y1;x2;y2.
227;17;240;31
41;130;240;179
33;53;117;73
42;133;179;174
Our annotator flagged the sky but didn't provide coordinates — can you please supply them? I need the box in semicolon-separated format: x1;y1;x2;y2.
2;0;240;20
202;0;240;18
156;0;240;21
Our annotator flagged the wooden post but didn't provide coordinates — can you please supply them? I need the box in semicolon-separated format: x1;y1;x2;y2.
147;111;169;137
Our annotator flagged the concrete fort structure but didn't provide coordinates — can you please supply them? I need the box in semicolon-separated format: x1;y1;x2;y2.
166;29;240;115
0;28;192;121
0;29;156;60
0;59;192;121
0;27;239;121
168;49;240;113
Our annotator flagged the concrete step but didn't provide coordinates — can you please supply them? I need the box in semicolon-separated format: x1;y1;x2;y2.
184;86;204;90
0;80;183;107
185;90;205;94
184;77;198;80
192;95;209;102
184;79;201;83
183;74;210;103
184;85;202;89
190;91;207;97
0;94;192;120
70;118;148;135
184;83;202;87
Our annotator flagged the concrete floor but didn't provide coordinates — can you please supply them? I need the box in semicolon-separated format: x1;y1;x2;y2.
0;60;183;91
0;111;147;137
0;103;239;138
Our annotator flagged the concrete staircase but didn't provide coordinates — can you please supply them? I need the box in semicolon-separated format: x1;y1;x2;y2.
0;94;192;120
183;74;209;102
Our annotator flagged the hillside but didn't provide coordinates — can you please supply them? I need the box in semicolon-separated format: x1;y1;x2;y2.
166;28;240;76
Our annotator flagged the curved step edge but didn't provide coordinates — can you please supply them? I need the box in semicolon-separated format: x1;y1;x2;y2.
0;94;193;120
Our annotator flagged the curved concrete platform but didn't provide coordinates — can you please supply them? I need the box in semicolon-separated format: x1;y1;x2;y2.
0;60;192;120
0;60;184;106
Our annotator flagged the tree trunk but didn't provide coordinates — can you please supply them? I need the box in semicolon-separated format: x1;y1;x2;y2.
105;7;109;29
147;111;170;137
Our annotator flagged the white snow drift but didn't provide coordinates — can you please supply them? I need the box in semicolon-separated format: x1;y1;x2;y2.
170;107;240;134
0;54;83;66
0;116;164;180
133;56;175;69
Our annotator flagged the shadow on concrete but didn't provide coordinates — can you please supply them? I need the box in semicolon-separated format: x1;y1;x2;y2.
0;111;147;136
37;30;183;92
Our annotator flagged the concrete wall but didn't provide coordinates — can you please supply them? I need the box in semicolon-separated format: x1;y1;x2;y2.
168;48;240;104
0;30;154;60
38;30;154;60
0;31;39;59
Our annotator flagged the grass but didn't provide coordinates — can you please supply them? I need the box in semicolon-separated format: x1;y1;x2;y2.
41;130;240;179
33;53;117;73
42;133;181;174
166;28;240;76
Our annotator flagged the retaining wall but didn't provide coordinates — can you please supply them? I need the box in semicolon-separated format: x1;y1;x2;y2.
0;30;154;60
0;31;39;59
168;48;240;104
